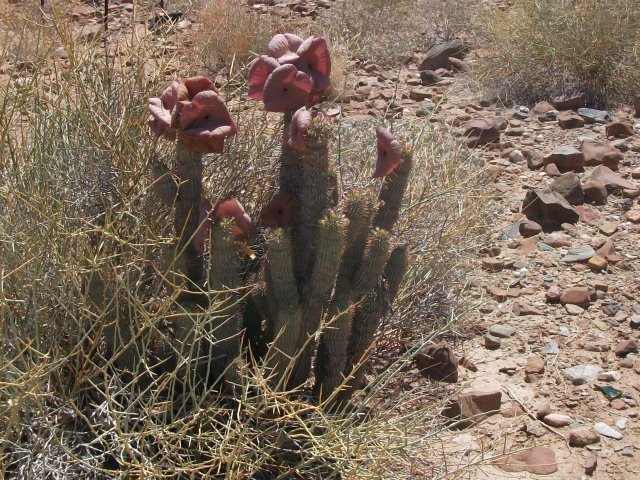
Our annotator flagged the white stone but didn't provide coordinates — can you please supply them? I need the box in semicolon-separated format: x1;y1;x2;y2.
594;422;623;440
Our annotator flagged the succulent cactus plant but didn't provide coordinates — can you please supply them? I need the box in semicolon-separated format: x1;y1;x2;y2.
133;35;412;404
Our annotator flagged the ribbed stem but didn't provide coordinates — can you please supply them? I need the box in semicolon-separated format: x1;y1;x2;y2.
279;112;303;196
174;141;204;286
289;212;347;387
374;144;413;230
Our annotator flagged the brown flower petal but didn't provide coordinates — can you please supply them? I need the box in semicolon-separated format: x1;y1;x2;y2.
193;196;214;252
263;64;313;113
177;91;237;154
260;194;299;228
268;33;303;64
248;55;280;101
295;36;331;97
214;198;257;240
181;76;215;98
287;107;312;150
373;126;402;178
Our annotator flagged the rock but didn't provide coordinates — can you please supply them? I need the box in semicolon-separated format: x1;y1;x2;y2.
521;190;579;230
519;219;542;237
552;93;585;110
605;122;634;138
627;209;640;223
569;426;600;446
580;140;623;170
533;101;555;114
443;390;502;428
594;422;623;439
543;146;584;171
489;324;516;338
494;447;558;475
415;343;459;383
463;118;501;147
599;221;619;235
551;173;584;205
558;110;585;129
543;413;573;427
545;163;561;177
561;246;595;263
525;355;545;374
526;150;545;170
563;364;601;385
481;257;504;271
501;402;524;418
419;39;468;71
546;286;561;303
582;181;608;204
448;57;468;72
536;403;552;420
578;108;612;124
485;333;502;350
542;233;571;247
513;303;543;316
584;452;598;476
525;419;548;437
418;70;441;86
566;304;585;315
587;255;608;271
630;315;640;329
509;149;525;163
590;165;637;192
560;286;591;308
615;339;638;357
409;87;433;101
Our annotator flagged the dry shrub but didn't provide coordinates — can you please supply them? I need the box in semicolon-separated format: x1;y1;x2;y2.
475;0;640;107
192;0;290;70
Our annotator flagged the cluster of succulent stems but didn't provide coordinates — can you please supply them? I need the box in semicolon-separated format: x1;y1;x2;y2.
133;34;413;406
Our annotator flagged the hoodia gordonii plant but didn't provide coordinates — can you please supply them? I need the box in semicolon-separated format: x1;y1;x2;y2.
138;34;412;404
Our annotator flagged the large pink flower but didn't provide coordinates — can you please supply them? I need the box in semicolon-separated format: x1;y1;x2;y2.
295;36;331;97
262;64;313;113
373;127;402;178
177;91;237;154
147;76;215;137
268;33;303;64
247;34;331;111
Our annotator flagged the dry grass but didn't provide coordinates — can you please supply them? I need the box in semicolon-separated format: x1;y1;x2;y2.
0;3;492;479
475;0;640;107
192;0;291;71
313;0;476;65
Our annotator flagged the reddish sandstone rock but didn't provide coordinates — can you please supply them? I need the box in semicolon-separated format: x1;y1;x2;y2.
444;390;502;428
560;287;591;309
543;146;584;171
522;189;579;230
605;122;634;138
580;139;623;170
582;181;608;204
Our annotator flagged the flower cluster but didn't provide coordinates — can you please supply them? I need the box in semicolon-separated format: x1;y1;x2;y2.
147;76;237;154
248;34;331;112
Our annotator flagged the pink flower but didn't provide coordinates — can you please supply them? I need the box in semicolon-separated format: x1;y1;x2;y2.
286;107;312;150
247;55;280;101
373;127;402;178
246;34;331;111
147;76;215;137
194;197;256;250
262;64;313;113
268;33;303;64
260;194;298;229
295;36;331;98
214;198;257;240
177;91;237;154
